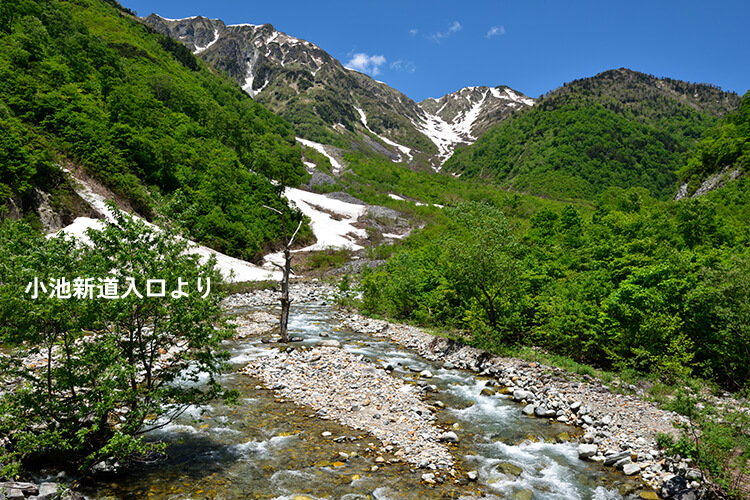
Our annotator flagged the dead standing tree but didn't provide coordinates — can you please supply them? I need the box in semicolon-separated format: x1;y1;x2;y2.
264;205;303;343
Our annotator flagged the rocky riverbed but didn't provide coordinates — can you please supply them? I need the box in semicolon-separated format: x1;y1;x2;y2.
243;345;456;471
221;281;338;309
225;280;745;499
337;312;710;499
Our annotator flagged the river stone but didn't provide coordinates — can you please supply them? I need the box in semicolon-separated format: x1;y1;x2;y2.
513;389;534;401
37;483;59;500
685;468;701;481
317;339;341;348
443;362;455;369
570;401;582;412
619;483;637;496
603;451;631;466
439;431;460;443
467;470;478;481
480;388;496;396
513;489;533;500
0;483;38;495
495;462;523;477
420;370;433;378
578;443;598;459
534;406;555;418
1;489;25;499
639;492;659;499
614;457;632;470
522;404;535;415
660;475;689;498
623;463;641;476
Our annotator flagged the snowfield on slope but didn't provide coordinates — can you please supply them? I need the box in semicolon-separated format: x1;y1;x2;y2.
296;137;345;175
263;188;368;269
52;171;370;282
52;174;282;282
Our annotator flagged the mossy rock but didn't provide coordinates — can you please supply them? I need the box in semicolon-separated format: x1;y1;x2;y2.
556;432;571;442
494;462;523;477
513;489;534;500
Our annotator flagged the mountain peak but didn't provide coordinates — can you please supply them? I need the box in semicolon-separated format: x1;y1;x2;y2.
142;14;531;170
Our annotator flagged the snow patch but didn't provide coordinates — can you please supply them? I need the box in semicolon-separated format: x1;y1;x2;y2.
263;188;367;269
383;230;411;240
156;16;199;22
355;107;413;163
452;90;487;140
194;28;221;54
296;137;345;175
284;188;366;252
490;87;535;107
413;111;466;169
52;175;280;282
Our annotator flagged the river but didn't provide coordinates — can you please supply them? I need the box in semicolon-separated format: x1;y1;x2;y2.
82;300;642;499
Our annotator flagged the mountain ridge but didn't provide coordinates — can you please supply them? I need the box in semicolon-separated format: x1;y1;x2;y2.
142;14;535;170
444;68;742;200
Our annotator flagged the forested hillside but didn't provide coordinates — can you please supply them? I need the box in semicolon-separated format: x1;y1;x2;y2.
361;181;750;391
445;69;741;200
0;0;308;260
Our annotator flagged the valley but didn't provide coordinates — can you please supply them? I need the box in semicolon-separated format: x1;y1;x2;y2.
0;0;748;499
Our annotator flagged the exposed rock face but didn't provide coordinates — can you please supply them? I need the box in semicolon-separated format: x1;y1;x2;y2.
141;14;533;170
674;166;743;200
418;85;535;143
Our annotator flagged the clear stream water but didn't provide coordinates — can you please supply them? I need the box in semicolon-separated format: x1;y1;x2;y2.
82;302;644;499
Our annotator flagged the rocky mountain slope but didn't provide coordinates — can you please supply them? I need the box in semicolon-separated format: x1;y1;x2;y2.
142;14;534;170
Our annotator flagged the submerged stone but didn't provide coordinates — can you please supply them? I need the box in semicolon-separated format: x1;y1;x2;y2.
494;462;523;477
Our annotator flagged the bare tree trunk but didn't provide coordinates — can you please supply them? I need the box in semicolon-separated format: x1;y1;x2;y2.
279;242;292;343
264;206;302;343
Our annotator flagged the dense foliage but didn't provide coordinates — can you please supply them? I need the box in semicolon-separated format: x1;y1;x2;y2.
679;90;750;194
0;0;308;259
361;183;750;391
0;209;236;476
445;69;741;201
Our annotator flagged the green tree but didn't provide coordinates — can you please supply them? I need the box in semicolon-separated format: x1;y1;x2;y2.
0;208;236;476
442;202;519;333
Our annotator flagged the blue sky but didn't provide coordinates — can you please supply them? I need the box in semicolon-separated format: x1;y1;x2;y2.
122;0;749;102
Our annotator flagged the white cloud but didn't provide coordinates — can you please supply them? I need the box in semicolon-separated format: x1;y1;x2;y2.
409;28;418;36
391;60;416;73
487;25;506;38
430;21;462;42
346;53;387;75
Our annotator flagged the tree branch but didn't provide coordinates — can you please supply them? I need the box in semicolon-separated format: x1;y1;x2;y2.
288;220;303;248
